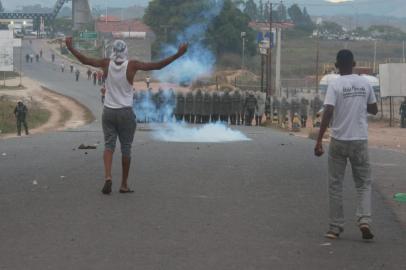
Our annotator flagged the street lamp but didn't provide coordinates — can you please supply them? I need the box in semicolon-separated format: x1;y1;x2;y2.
241;31;246;69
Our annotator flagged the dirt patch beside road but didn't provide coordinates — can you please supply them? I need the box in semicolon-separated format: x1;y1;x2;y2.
0;77;94;139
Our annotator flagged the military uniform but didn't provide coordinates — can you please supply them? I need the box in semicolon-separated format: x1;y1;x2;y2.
272;97;281;123
194;89;204;124
14;102;29;136
184;91;195;123
230;91;241;125
202;91;213;123
400;99;406;128
300;97;309;128
280;98;290;126
175;92;185;122
244;92;257;126
220;91;231;123
255;92;266;126
310;96;323;122
212;92;221;122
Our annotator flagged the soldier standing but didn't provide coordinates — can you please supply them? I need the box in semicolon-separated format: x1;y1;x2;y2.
194;89;204;124
185;91;195;123
280;97;290;126
202;90;212;123
222;91;232;123
400;98;406;128
175;92;185;122
212;91;221;122
311;95;323;123
300;97;309;128
14;101;29;136
290;98;300;126
239;91;246;125
255;92;266;126
75;68;80;81
231;90;241;125
244;91;258;126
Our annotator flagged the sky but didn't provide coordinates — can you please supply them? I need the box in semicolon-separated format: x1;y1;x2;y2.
2;0;150;10
2;0;405;18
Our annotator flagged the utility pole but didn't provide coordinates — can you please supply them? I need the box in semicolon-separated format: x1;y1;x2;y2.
268;1;273;96
373;39;377;73
275;27;282;97
241;32;246;69
315;18;322;95
403;40;405;63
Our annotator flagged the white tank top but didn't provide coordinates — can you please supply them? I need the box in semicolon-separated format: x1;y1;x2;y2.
104;60;134;109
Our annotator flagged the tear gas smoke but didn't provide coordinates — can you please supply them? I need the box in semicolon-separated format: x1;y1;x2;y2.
152;122;251;143
153;1;224;84
133;90;251;143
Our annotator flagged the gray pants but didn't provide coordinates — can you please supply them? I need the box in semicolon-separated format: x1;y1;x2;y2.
328;138;372;232
102;107;136;157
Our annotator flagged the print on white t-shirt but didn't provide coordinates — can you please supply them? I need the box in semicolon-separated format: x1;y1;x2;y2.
324;74;377;141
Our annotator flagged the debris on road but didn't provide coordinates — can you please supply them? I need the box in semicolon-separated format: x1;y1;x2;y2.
60;176;66;179
1;153;6;156
33;180;38;185
320;242;332;246
78;144;97;150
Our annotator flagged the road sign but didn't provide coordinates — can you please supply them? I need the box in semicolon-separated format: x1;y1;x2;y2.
79;31;97;40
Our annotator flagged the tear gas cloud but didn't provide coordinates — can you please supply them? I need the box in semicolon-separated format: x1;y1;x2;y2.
153;1;224;84
133;90;251;143
152;122;251;143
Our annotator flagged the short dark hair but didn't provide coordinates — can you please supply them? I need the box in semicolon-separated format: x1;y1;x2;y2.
336;49;354;66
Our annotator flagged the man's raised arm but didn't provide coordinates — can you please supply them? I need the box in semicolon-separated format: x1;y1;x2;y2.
130;43;188;72
65;37;108;68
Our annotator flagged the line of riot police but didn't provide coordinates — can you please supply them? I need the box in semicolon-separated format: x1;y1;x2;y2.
133;88;269;126
270;95;324;128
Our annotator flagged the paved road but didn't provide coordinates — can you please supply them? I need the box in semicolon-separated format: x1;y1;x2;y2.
0;40;405;270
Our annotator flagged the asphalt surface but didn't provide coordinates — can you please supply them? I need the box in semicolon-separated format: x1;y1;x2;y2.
0;40;405;270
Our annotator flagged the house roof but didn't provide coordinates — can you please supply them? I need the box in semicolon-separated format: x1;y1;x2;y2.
96;19;152;33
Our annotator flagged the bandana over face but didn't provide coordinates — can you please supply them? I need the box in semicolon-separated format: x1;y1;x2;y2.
110;40;128;62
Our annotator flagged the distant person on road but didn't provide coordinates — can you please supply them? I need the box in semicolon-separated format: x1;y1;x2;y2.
35;54;39;62
29;54;34;63
100;85;106;104
400;98;406;128
97;70;103;85
51;53;55;62
146;76;150;89
14;101;29;136
25;54;29;63
40;49;43;58
314;50;378;241
87;68;92;80
65;37;188;194
61;63;65;73
92;71;97;85
70;64;74;73
75;68;80;81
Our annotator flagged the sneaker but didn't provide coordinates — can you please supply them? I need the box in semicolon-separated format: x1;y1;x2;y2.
359;224;374;240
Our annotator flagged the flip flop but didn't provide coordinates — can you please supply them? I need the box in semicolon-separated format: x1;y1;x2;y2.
102;180;112;195
119;189;135;194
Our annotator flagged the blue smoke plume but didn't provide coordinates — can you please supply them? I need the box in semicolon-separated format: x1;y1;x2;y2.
153;0;224;84
133;89;176;123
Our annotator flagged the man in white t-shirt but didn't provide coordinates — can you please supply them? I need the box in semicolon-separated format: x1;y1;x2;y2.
66;37;188;195
314;50;378;240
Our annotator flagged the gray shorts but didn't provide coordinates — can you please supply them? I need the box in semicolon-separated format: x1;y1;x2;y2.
102;107;136;157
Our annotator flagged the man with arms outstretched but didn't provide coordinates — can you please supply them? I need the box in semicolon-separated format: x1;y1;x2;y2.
66;37;188;194
314;50;378;240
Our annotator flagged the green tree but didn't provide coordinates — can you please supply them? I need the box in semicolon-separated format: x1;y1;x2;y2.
243;0;257;20
276;3;287;22
258;0;264;21
207;0;256;55
288;4;314;32
321;21;344;35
